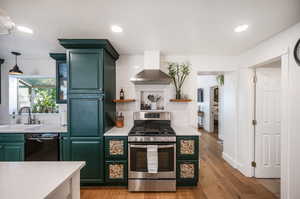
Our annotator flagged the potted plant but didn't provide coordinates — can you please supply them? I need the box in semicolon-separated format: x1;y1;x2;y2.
168;62;190;99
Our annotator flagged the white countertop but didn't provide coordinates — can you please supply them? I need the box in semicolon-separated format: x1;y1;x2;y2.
0;161;85;199
172;125;202;136
0;124;67;133
104;126;132;136
104;126;201;136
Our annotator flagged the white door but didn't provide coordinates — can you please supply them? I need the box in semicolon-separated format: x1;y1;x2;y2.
255;67;281;178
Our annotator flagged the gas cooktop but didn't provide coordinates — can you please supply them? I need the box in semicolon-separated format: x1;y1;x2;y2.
129;126;175;136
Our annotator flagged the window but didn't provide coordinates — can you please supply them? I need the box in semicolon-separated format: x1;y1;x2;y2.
9;76;58;114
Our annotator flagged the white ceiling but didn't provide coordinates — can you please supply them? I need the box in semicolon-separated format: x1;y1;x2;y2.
0;0;300;59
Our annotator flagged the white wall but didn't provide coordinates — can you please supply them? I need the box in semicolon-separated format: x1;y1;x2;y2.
116;54;237;128
197;75;218;132
237;22;300;199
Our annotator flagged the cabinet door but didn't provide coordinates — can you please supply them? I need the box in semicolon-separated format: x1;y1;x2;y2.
0;143;24;161
68;49;103;94
105;160;127;184
71;138;104;183
56;61;68;103
176;160;198;186
177;136;199;160
105;136;127;160
69;94;104;137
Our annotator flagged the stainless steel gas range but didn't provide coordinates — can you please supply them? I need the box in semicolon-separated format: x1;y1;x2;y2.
128;111;176;192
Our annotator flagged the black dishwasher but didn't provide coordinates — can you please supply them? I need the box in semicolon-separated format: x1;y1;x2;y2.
25;133;59;161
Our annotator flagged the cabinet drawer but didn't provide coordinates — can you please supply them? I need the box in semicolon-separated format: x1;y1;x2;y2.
105;136;127;160
105;160;127;184
176;160;199;186
176;136;199;160
0;134;25;142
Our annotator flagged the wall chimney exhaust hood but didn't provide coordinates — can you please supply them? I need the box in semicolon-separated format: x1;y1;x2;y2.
130;51;171;85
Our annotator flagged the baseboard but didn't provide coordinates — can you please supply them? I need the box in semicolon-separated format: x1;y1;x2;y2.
222;152;252;177
222;152;237;168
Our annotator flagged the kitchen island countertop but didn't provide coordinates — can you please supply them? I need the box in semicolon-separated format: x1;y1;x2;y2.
0;161;85;199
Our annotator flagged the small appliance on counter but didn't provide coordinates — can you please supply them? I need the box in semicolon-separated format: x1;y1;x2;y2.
128;111;176;192
115;112;124;128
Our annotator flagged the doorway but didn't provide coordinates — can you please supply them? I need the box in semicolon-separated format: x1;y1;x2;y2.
253;60;281;198
210;86;219;138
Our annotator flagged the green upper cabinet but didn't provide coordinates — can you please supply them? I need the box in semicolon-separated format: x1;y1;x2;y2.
68;49;103;94
49;53;67;103
69;94;104;137
59;39;119;95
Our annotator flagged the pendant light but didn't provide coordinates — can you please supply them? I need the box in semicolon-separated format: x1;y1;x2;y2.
9;51;23;75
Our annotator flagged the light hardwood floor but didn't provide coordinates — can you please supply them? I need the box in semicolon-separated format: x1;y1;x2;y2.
81;131;278;199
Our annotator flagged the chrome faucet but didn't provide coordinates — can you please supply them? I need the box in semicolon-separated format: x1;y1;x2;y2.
18;106;33;125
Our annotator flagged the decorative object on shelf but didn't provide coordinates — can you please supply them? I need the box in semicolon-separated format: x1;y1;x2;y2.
120;88;125;100
147;94;161;110
168;62;190;99
294;38;300;66
9;52;23;75
112;99;135;103
115;112;124;128
170;99;192;102
216;74;224;86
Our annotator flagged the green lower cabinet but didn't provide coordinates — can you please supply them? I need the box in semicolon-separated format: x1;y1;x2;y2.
105;136;127;160
177;136;199;160
61;137;104;184
105;160;127;184
0;143;24;161
176;160;199;186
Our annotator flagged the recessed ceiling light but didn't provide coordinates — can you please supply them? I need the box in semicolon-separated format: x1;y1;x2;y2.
16;25;33;34
111;25;123;33
234;24;249;33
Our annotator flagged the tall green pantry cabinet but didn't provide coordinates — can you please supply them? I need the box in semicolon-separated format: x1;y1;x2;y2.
59;39;119;185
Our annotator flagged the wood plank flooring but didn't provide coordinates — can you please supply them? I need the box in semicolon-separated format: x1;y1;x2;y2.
80;131;278;199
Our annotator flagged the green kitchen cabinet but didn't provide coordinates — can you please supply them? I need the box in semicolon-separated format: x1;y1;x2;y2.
67;49;103;94
0;134;25;161
60;137;104;184
105;136;127;160
105;160;127;184
176;136;199;160
50;53;68;104
68;94;104;137
176;136;199;186
176;160;198;186
59;39;119;185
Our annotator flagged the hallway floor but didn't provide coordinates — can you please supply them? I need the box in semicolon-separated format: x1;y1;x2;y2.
80;131;278;199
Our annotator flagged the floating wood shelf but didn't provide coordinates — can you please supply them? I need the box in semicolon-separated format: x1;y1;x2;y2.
112;99;136;103
170;99;192;102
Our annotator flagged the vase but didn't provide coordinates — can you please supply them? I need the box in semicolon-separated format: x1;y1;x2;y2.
176;89;181;99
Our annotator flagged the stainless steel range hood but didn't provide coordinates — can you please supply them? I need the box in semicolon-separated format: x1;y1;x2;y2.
130;51;171;85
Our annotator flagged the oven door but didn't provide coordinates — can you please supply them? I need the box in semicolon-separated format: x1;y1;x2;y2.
128;144;176;179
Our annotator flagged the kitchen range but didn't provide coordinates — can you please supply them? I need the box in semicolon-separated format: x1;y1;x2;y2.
128;112;176;192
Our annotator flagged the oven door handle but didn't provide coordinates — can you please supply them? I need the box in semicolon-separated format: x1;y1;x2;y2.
129;144;175;149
